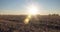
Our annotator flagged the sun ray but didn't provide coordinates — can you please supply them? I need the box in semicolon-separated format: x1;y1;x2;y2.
24;4;39;24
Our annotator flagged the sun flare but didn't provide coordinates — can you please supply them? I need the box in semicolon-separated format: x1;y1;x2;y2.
24;15;31;24
27;5;38;15
24;4;39;24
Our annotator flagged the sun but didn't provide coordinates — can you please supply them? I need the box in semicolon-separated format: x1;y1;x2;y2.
29;7;38;15
27;5;38;15
24;4;39;24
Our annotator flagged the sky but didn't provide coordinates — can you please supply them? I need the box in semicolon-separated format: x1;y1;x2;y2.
0;0;60;15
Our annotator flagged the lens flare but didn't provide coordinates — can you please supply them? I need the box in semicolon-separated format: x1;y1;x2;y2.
24;4;39;24
24;15;31;24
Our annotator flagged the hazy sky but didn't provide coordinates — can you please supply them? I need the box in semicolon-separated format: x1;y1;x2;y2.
0;0;60;15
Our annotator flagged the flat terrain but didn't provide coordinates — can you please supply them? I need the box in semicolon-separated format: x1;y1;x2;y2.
0;15;60;32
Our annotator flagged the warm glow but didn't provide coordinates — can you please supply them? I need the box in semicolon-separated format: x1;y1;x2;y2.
24;18;29;24
24;15;31;24
24;4;39;24
27;5;38;15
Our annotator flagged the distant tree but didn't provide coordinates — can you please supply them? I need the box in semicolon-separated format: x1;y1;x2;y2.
48;14;59;16
48;14;51;16
52;14;59;16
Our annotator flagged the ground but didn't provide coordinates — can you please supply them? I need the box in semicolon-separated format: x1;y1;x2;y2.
0;15;60;32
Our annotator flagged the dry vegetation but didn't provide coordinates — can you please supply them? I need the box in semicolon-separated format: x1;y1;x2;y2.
0;15;60;32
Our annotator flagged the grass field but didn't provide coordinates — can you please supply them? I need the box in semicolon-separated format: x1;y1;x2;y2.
0;15;60;32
